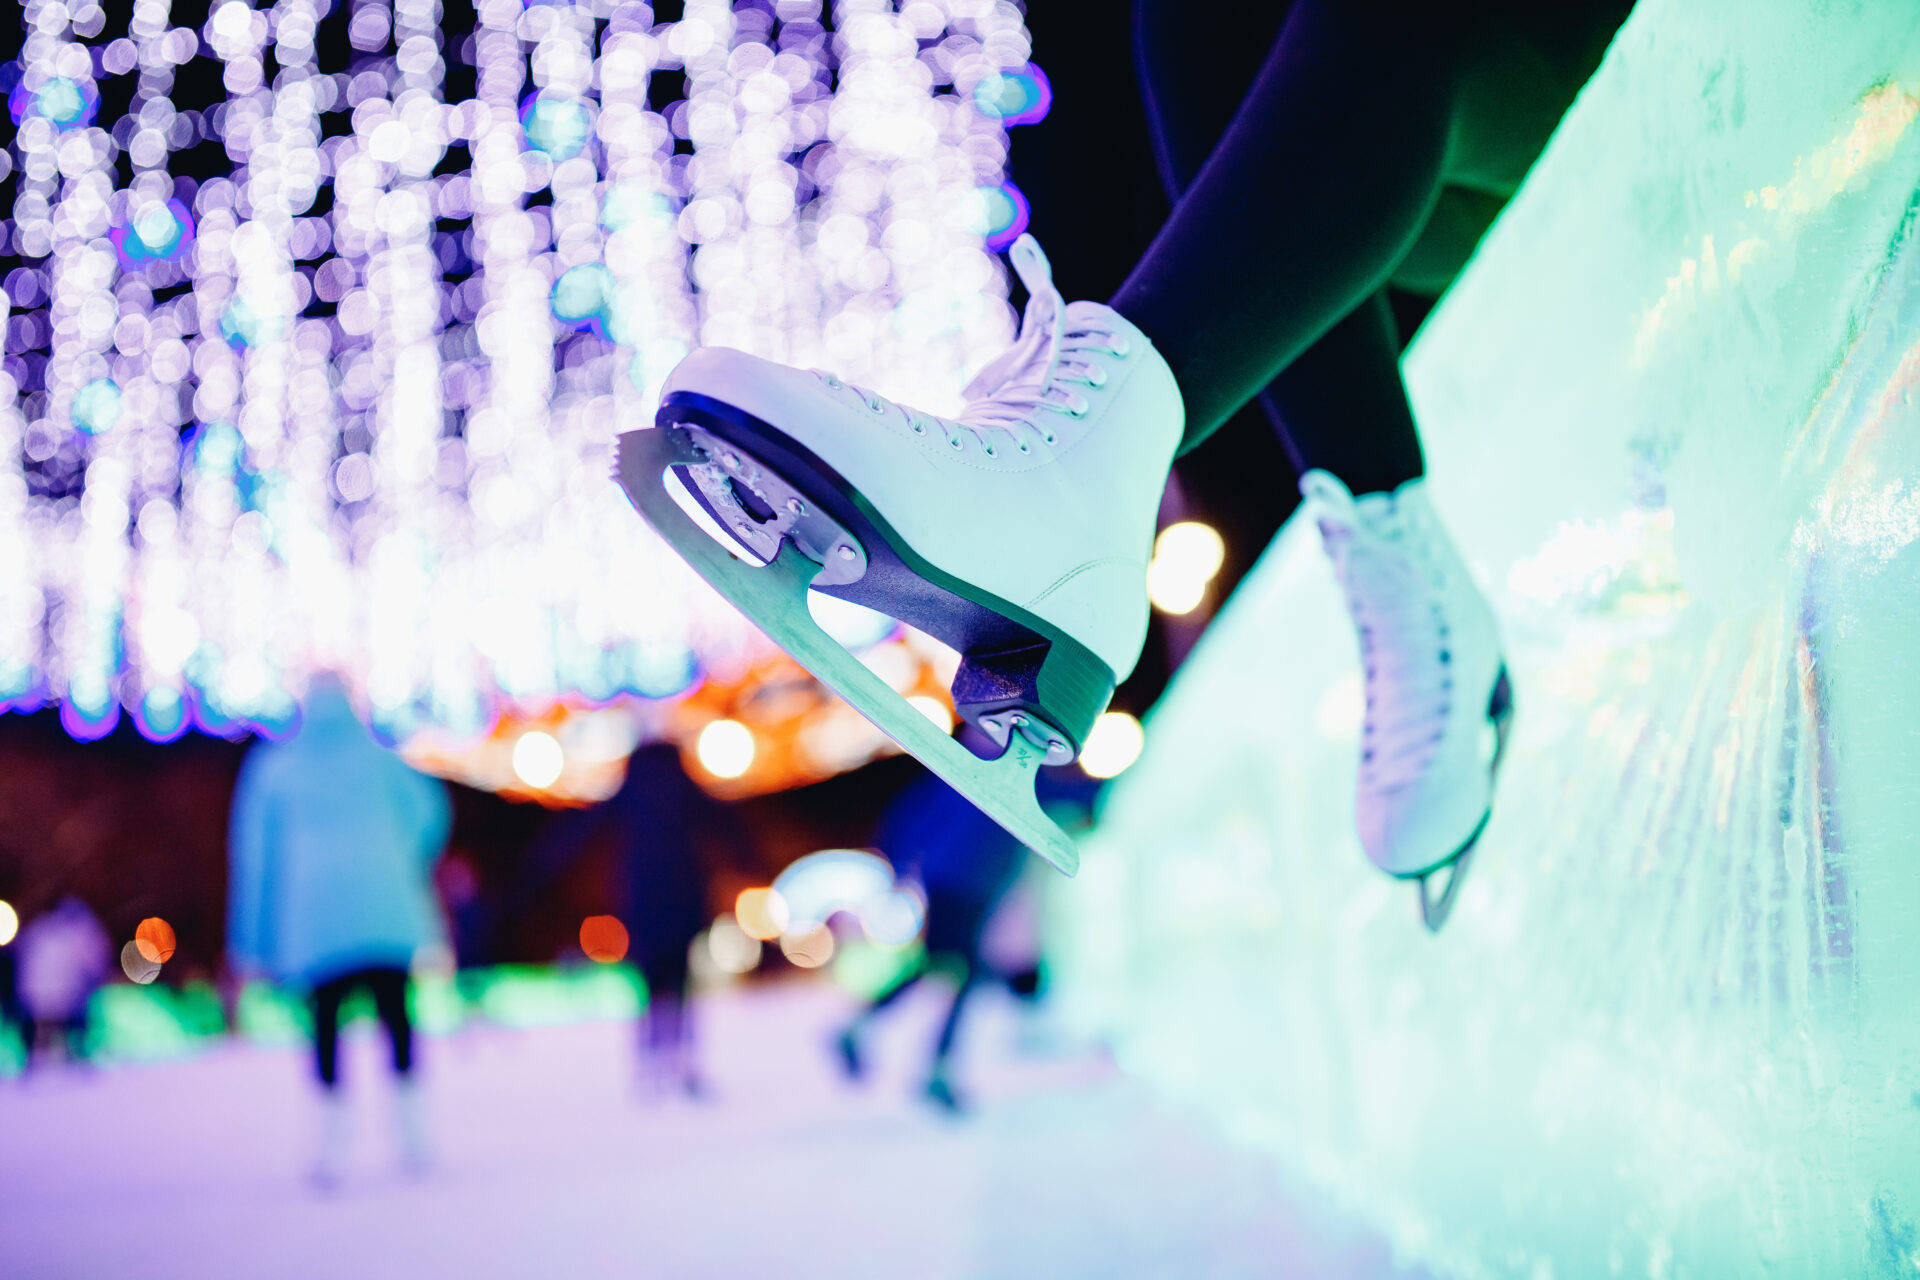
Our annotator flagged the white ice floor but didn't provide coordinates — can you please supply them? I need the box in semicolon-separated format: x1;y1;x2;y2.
0;980;1426;1280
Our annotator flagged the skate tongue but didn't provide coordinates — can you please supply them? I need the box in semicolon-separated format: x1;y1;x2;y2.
961;234;1064;404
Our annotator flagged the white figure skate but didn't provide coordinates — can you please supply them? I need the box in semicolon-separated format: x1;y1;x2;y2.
619;236;1182;872
1302;469;1515;930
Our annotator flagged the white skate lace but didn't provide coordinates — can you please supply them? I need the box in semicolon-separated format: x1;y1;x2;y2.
813;235;1127;456
1302;470;1453;791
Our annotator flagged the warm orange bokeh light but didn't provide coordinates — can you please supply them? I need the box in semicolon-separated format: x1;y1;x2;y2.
134;916;176;964
579;914;630;964
733;887;789;942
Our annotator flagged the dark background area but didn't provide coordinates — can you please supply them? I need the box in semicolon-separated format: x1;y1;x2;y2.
0;1;1303;976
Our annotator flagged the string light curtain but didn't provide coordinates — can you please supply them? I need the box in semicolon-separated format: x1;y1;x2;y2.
0;0;1036;743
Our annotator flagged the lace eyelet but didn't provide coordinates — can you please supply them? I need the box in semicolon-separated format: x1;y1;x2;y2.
867;399;884;414
948;436;965;451
984;445;997;458
1017;441;1030;454
1086;368;1108;389
1041;432;1056;446
910;419;926;434
1109;337;1131;358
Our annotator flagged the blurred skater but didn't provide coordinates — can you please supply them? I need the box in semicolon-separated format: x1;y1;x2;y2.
14;894;111;1071
226;677;451;1186
834;768;1054;1114
524;741;732;1098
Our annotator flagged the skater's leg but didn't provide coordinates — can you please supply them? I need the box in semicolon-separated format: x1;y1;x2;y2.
923;955;983;1112
1113;0;1459;455
1132;0;1424;491
931;960;981;1067
834;952;930;1081
1126;0;1635;465
366;967;414;1078
310;973;351;1089
854;951;929;1023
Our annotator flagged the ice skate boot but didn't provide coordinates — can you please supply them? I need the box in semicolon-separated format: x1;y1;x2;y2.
1301;470;1515;931
619;236;1182;873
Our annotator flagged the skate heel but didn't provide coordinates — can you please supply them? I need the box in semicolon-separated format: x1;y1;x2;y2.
953;638;1114;767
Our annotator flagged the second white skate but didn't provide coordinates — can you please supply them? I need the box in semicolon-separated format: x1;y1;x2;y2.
1302;469;1515;930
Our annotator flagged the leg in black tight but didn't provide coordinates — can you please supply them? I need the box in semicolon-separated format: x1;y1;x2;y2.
310;966;413;1089
311;974;349;1089
1113;0;1456;462
1120;0;1636;483
858;953;929;1020
930;956;980;1068
365;968;414;1077
1130;0;1424;493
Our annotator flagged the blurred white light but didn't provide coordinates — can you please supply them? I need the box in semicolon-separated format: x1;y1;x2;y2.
696;719;756;779
511;730;565;789
706;915;762;975
808;592;896;649
862;887;926;947
780;923;835;969
773;848;896;932
1079;711;1145;780
907;694;953;733
0;899;16;946
1148;521;1227;615
1;0;1035;761
735;886;790;942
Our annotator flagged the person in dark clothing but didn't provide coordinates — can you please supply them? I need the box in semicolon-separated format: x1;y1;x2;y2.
833;768;1049;1114
527;741;731;1097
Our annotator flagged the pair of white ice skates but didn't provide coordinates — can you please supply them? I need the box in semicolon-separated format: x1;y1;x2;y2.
618;236;1511;930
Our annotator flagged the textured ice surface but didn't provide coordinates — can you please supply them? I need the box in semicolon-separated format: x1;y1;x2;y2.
1054;2;1920;1275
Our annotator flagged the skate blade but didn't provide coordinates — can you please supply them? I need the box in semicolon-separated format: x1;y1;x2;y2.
617;425;1081;876
1414;667;1516;933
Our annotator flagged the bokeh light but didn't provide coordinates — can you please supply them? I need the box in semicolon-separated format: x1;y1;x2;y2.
779;923;835;969
511;730;566;790
734;886;790;942
0;0;1034;750
579;914;630;964
705;914;761;975
120;939;161;984
907;694;954;733
0;900;17;947
134;916;177;964
1147;521;1228;615
696;719;756;779
1079;711;1145;780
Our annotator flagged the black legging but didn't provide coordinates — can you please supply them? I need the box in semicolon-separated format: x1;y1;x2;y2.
1113;0;1635;491
310;965;414;1089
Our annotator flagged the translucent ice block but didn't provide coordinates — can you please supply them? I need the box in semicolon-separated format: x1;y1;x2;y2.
1052;1;1920;1274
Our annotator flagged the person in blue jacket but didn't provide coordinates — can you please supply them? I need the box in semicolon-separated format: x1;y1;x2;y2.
226;675;451;1186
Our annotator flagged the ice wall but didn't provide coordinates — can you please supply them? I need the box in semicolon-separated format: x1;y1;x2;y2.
1054;1;1920;1275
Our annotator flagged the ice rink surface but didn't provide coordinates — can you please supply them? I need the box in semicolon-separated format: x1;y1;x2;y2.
0;982;1428;1280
